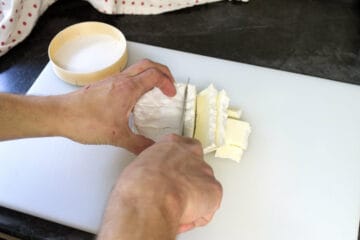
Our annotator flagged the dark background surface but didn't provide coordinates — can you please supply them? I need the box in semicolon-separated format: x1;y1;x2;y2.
0;0;359;239
2;0;360;94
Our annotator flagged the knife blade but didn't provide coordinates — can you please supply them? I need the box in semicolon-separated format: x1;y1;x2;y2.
180;78;190;136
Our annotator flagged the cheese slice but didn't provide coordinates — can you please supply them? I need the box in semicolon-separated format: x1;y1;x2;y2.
228;108;242;119
216;90;230;147
194;84;218;153
215;118;251;162
215;145;244;162
225;118;251;150
183;85;197;138
133;83;196;141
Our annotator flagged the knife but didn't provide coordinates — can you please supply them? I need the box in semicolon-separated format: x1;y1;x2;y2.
180;78;190;136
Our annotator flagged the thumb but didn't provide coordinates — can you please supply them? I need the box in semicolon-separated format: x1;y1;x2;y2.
178;222;196;233
122;133;155;155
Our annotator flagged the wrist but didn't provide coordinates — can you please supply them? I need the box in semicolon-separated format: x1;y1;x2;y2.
98;180;184;240
51;92;99;143
39;95;70;137
49;93;79;139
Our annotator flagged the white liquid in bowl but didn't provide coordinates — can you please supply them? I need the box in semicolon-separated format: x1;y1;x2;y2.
55;34;124;73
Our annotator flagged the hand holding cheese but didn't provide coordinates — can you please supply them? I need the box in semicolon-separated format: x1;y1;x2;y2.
0;59;176;154
98;134;223;240
58;59;177;154
195;85;252;162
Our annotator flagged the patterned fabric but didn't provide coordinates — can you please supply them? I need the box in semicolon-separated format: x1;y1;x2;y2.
0;0;221;57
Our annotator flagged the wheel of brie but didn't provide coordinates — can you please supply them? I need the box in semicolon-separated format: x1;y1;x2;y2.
133;83;197;141
133;83;251;162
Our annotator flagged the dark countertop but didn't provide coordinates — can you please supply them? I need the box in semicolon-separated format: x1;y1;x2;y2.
0;0;359;239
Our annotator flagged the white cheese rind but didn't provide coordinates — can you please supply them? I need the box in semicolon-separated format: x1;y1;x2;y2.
184;85;196;138
133;83;196;141
194;84;218;153
215;145;244;162
225;118;251;150
216;90;230;147
134;127;179;142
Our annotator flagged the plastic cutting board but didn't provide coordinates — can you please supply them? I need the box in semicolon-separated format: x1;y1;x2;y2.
0;41;360;240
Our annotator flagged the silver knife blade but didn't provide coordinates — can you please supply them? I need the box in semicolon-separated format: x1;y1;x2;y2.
180;78;190;136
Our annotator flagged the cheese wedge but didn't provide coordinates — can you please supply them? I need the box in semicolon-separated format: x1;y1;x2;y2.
216;90;230;147
228;108;242;119
215;145;244;162
194;84;218;153
215;118;251;162
225;118;251;150
183;85;197;138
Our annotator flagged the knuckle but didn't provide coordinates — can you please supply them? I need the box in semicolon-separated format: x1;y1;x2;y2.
166;133;180;142
189;138;203;156
140;58;152;66
157;134;180;144
213;180;223;197
202;164;214;176
191;138;203;149
163;65;171;74
145;67;161;76
157;63;169;72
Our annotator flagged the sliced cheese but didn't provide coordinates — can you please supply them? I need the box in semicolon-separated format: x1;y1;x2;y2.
133;83;196;141
225;118;251;150
194;84;218;153
215;145;244;162
184;85;197;138
228;108;242;119
216;90;230;147
215;118;251;162
133;81;252;163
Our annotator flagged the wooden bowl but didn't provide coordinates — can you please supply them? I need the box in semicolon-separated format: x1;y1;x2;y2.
48;22;128;86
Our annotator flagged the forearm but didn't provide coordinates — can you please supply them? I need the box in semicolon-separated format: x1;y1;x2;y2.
0;93;67;140
98;194;179;240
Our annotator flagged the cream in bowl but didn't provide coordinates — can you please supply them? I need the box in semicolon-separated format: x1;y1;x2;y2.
48;22;128;86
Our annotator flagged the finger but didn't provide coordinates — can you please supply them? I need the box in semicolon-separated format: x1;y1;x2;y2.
191;177;223;219
201;212;216;224
207;179;223;212
121;133;155;155
193;216;210;227
157;134;200;146
158;134;203;157
209;178;223;206
182;138;203;157
122;58;175;83
132;67;176;98
202;164;215;177
214;180;223;210
177;222;196;233
157;133;187;143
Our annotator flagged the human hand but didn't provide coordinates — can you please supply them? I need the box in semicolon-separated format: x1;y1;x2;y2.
98;134;222;240
59;59;176;154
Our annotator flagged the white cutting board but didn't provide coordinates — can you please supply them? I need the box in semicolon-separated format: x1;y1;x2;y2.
0;42;360;240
